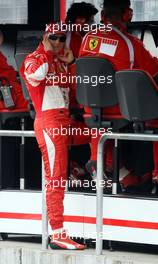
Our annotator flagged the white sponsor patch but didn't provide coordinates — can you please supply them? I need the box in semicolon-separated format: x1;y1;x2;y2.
99;38;118;57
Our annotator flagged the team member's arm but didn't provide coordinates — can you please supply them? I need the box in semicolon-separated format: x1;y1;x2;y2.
133;37;158;88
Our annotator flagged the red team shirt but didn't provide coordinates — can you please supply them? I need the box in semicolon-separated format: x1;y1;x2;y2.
79;26;158;116
0;51;28;110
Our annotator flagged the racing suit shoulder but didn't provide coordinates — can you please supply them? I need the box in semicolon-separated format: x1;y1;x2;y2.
24;43;54;86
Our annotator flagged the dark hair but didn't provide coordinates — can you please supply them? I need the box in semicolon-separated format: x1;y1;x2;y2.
103;0;131;20
66;2;98;24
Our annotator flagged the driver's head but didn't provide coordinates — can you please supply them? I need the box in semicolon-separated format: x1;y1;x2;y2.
103;0;133;23
44;22;66;53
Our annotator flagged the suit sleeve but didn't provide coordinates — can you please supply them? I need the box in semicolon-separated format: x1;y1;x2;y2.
133;38;158;77
24;49;53;86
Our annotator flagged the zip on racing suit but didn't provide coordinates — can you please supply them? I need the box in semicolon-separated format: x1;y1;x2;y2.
20;42;90;230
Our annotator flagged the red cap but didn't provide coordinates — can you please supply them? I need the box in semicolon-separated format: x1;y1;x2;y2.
45;22;67;35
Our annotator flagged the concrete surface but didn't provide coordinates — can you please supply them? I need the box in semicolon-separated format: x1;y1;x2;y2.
0;241;158;264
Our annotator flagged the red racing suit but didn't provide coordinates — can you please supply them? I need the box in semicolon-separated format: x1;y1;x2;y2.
0;51;28;110
79;25;158;174
20;43;90;230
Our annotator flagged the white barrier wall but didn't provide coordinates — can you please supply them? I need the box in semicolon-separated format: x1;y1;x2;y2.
1;191;158;245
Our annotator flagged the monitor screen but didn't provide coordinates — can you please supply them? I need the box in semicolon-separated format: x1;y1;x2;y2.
67;0;158;24
131;0;158;22
16;30;43;53
0;0;57;26
0;0;28;24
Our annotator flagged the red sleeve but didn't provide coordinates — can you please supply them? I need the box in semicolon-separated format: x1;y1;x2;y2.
0;51;17;81
68;63;80;109
132;37;158;77
23;49;54;86
0;52;28;110
68;33;85;109
70;32;83;58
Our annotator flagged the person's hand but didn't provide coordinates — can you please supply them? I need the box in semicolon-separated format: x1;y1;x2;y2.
58;46;75;64
42;34;53;52
152;175;158;184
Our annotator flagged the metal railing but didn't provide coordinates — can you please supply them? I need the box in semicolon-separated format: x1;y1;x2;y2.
1;130;158;254
0;130;48;250
96;132;158;255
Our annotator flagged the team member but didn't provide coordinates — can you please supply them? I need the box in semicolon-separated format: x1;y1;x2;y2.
65;2;98;177
0;31;28;110
20;23;89;250
79;0;158;187
66;2;98;58
65;2;98;110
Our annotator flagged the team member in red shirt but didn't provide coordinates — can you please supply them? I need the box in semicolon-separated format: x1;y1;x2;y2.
65;3;98;178
66;2;98;58
0;31;28;111
65;2;98;110
21;23;89;250
79;0;158;187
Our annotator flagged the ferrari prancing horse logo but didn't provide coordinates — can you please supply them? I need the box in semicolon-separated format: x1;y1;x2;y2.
89;38;99;51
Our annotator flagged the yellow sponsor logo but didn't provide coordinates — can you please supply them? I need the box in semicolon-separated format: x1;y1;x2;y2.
89;38;99;50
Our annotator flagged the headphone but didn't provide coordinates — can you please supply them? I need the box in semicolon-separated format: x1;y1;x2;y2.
123;7;133;22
